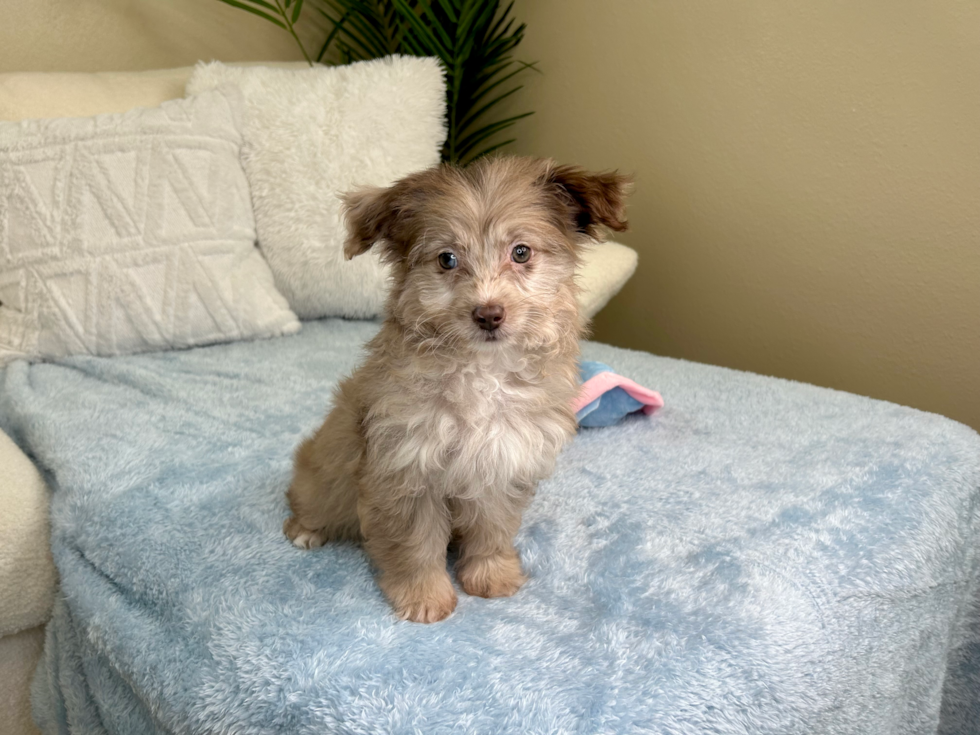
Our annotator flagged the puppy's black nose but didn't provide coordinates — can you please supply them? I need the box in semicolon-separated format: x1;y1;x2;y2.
472;304;506;331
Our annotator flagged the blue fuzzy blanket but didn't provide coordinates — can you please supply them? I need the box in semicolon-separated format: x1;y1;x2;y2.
2;319;978;735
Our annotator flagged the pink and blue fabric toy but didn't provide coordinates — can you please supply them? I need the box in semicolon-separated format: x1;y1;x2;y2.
573;361;664;427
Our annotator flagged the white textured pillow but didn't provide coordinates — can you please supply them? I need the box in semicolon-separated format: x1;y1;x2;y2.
0;87;300;365
186;57;447;319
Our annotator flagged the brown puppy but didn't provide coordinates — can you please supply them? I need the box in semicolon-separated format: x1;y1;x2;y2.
284;156;630;623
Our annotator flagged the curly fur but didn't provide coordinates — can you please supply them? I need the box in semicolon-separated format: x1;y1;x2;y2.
284;156;631;622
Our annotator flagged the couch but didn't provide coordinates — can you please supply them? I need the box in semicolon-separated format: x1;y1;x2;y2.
1;63;978;735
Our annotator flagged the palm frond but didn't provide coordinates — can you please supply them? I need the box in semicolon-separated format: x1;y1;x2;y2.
314;0;399;59
217;0;315;62
455;110;533;161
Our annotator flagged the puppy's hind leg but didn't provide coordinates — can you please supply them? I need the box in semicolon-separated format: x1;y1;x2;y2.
284;402;363;549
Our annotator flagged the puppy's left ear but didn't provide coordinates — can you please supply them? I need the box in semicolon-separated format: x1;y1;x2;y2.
548;164;632;240
341;185;402;261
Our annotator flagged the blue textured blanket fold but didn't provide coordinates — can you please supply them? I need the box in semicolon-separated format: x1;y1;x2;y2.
2;318;978;735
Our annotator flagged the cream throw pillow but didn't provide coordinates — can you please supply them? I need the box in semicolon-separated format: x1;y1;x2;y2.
187;57;447;319
0;86;300;364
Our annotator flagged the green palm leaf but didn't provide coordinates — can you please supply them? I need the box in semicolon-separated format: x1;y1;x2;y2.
315;0;397;58
455;110;533;160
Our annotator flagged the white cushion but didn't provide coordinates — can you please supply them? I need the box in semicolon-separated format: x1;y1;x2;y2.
578;240;638;319
187;58;448;320
0;67;194;123
0;63;638;325
0;63;308;124
0;86;300;364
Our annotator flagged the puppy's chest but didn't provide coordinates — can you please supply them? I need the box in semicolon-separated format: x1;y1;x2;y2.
442;368;520;424
426;369;541;449
371;366;571;491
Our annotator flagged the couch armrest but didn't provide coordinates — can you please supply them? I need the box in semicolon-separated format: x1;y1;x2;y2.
0;625;44;735
0;430;56;636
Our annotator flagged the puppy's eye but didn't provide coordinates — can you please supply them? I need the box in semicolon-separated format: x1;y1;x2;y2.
438;252;458;270
511;244;532;264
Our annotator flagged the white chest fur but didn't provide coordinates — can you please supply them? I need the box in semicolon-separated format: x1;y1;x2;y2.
364;354;573;500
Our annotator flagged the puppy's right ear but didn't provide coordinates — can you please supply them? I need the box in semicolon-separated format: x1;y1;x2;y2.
341;185;401;261
343;166;449;261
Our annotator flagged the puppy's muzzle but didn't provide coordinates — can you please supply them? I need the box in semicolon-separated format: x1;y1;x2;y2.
472;304;506;332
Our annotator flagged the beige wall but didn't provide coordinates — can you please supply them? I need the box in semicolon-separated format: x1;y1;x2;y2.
0;0;313;72
510;0;980;431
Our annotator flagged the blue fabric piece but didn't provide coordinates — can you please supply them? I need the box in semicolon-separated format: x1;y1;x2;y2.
577;386;644;427
2;318;979;735
579;359;616;383
576;360;647;427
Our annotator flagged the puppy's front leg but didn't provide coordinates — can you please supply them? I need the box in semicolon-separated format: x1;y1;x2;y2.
451;494;528;599
359;487;457;623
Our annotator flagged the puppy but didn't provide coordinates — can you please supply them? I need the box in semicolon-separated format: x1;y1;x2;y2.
284;156;630;623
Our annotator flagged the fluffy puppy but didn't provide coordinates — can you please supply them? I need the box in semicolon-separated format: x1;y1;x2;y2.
284;156;630;623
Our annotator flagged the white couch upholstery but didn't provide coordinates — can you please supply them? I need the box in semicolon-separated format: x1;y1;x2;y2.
0;430;53;735
0;432;54;640
0;625;46;735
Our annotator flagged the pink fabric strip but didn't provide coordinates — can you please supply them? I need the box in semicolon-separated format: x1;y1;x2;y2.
572;371;665;414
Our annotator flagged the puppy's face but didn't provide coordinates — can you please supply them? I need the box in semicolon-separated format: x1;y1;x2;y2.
343;157;630;352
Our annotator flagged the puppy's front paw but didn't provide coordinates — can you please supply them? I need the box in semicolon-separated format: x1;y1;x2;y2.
383;572;458;624
457;553;527;599
283;516;328;549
